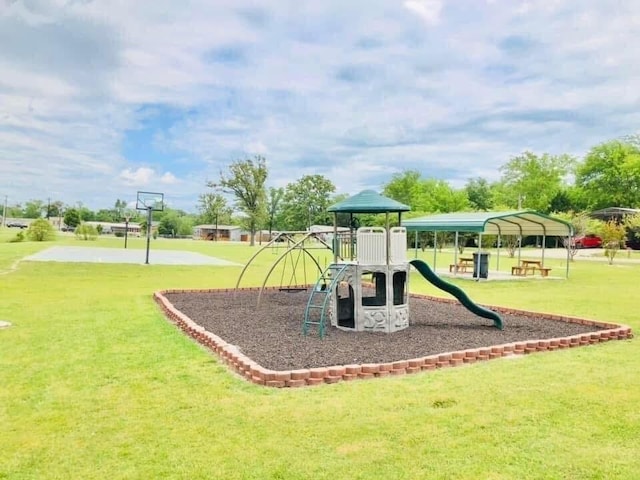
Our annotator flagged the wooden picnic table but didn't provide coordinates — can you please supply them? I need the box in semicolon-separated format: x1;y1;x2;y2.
449;257;474;273
512;260;552;277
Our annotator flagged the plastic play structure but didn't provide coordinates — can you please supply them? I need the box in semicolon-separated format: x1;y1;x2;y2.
235;190;503;338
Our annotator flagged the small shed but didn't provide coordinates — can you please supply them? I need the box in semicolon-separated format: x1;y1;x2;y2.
193;224;242;241
402;210;574;278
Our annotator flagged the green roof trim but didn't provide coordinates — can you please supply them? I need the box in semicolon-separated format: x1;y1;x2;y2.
402;210;573;236
328;190;411;213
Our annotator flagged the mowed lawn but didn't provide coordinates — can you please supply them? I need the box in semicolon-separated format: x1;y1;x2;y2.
1;231;639;479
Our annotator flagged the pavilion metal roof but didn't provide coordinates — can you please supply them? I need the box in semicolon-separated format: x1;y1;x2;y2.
402;210;573;236
327;190;411;213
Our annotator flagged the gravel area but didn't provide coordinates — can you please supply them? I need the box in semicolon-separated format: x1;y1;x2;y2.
164;289;604;370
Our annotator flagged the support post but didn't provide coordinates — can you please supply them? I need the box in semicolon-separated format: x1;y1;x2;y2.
145;207;152;264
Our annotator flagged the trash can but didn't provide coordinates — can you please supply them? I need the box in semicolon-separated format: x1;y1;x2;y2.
472;252;490;279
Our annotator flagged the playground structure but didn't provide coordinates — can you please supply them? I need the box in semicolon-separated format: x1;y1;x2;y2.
235;190;504;338
235;230;340;300
304;226;412;335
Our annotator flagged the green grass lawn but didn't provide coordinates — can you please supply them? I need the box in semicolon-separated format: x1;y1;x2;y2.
1;230;639;479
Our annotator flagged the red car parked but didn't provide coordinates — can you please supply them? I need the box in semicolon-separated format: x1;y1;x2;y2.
573;234;602;249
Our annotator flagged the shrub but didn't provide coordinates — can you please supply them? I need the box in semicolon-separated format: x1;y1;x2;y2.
114;231;124;238
26;218;56;242
75;223;98;241
9;231;25;243
600;220;626;265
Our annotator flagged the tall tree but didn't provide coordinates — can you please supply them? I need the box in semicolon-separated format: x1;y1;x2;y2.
499;151;575;212
23;200;44;218
114;199;127;221
281;175;336;230
209;156;268;246
198;193;232;227
63;208;81;228
575;140;640;209
383;171;468;213
383;170;422;207
464;177;494;211
266;187;285;234
48;200;64;218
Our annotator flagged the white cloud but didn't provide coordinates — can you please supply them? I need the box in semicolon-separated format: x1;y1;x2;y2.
119;167;155;186
160;172;178;184
403;0;443;25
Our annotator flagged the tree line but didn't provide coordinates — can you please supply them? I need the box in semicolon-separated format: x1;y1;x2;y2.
4;138;640;244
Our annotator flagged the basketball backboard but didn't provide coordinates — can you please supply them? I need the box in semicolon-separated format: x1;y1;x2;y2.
136;191;165;211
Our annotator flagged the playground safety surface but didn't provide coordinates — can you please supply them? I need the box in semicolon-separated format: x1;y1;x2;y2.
160;288;622;372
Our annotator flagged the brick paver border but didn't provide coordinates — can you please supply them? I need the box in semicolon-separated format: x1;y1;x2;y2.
154;287;633;388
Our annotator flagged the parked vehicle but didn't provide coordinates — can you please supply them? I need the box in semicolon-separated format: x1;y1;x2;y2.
573;234;602;249
6;222;27;229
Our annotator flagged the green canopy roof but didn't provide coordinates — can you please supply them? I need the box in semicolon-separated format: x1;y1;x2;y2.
328;190;411;214
402;211;573;236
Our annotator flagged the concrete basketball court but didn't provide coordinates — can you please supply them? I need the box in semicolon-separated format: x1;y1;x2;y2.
25;246;242;266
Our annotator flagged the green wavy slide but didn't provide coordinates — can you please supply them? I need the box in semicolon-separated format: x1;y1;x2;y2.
409;259;504;330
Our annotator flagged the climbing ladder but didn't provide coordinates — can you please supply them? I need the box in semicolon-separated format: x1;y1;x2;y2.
303;263;349;338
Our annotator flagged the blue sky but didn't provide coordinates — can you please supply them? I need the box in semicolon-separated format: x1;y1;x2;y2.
1;0;639;212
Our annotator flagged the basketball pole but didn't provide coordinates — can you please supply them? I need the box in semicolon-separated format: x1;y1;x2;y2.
145;206;152;264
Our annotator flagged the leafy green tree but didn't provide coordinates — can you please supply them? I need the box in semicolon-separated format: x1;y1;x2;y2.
177;216;194;236
198;193;232;226
63;208;81;228
158;210;181;236
95;209;115;222
5;204;23;218
23;200;44;218
383;170;422;207
413;179;468;213
48;200;64;218
281;175;336;230
465;177;494;211
499;151;575;212
26;218;56;241
549;189;576;213
266;187;284;234
208;156;268;246
384;171;467;213
78;206;95;222
114;199;127;221
575;140;640;209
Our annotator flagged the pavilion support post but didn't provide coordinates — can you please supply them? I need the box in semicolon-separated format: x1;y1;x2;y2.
565;236;571;278
454;231;459;275
476;234;483;282
414;231;419;258
541;234;546;267
432;231;437;270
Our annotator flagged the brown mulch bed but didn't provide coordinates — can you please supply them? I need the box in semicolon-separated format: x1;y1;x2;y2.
162;289;606;371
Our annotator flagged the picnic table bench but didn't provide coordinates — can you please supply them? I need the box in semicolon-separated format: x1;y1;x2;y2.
449;257;474;273
511;260;552;277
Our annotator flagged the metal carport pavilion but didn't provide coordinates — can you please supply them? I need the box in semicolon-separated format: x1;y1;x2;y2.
401;211;574;279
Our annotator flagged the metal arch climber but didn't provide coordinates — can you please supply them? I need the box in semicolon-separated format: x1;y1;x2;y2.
233;231;343;305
